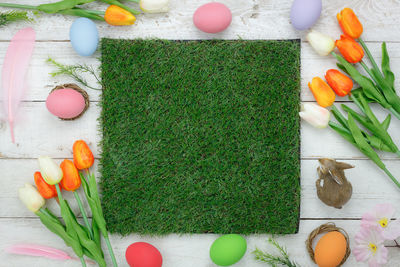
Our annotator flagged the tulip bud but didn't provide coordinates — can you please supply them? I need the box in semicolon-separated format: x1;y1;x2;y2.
299;103;330;128
105;5;136;26
38;156;63;185
73;140;95;170
60;159;82;191
34;172;57;199
337;8;363;39
325;69;353;97
308;77;336;107
19;183;45;212
306;30;335;56
140;0;169;13
335;35;364;63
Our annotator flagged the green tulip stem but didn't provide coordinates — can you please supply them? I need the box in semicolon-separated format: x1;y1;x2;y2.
383;167;400;189
389;107;400;121
104;234;118;267
359;38;382;75
360;60;375;79
80;256;87;267
73;191;94;240
55;184;86;267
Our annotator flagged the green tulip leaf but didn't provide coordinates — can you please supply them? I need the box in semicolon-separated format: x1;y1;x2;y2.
382;42;395;90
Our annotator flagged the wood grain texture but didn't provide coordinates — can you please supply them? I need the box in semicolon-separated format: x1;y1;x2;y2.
1;0;400;41
2;219;400;267
1;0;400;266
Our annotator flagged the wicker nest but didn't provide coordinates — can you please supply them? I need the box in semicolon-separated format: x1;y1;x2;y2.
306;223;351;266
50;84;89;120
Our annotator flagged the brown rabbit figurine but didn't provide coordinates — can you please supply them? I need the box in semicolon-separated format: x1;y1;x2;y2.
316;158;354;209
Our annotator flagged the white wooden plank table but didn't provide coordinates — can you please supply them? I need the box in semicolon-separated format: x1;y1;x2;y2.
1;0;400;266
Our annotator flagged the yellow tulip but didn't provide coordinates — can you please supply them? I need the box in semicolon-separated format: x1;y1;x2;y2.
18;183;45;212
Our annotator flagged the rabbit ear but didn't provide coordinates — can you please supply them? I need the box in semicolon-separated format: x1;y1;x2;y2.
335;162;354;170
328;169;344;185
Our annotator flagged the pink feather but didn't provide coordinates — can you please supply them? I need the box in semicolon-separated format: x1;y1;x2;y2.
1;27;36;143
5;244;73;260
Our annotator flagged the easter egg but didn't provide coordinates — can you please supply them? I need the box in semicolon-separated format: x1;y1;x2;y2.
210;234;247;266
290;0;322;30
46;88;87;119
70;18;99;56
193;2;232;33
125;242;163;267
314;231;347;267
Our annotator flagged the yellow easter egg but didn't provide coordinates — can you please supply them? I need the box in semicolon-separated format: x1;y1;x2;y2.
314;231;347;267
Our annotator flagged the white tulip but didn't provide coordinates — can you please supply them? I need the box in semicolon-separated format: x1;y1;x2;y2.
299;103;330;128
140;0;169;13
306;30;335;56
38;156;63;185
19;183;45;213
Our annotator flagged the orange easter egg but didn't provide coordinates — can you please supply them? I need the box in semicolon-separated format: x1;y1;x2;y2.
314;231;347;267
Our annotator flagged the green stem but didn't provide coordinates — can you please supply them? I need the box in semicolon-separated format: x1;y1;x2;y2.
55;184;63;202
83;9;105;16
80;256;87;267
0;3;38;10
389;107;400;121
359;38;382;75
73;191;94;240
360;60;375;79
123;0;139;3
104;234;118;267
383;167;400;189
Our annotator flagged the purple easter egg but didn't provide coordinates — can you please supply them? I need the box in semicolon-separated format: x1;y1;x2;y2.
290;0;322;30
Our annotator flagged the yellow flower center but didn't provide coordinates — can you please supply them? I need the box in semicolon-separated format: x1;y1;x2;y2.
369;243;377;254
379;217;388;228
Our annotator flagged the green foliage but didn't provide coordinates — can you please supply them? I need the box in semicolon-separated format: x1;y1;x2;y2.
253;238;300;267
0;11;32;27
47;58;102;90
100;39;301;235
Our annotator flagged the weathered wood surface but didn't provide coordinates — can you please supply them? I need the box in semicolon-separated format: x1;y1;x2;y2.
1;0;400;266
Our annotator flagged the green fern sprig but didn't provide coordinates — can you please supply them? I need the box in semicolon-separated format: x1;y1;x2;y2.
47;58;102;90
0;11;33;27
253;238;300;267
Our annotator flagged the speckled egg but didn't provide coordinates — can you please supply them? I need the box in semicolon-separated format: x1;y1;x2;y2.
290;0;322;30
70;18;99;56
210;234;247;266
314;231;347;267
46;88;87;119
193;2;232;33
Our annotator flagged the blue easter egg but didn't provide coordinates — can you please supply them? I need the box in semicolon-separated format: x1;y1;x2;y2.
290;0;322;30
70;18;99;57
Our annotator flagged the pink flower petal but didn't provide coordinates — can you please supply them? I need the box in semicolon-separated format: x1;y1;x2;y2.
374;203;395;219
382;219;400;240
353;245;371;262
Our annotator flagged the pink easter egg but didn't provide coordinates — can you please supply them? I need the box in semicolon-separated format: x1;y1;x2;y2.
193;2;232;33
46;88;86;119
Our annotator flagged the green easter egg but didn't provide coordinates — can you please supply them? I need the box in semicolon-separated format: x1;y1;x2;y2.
209;234;247;266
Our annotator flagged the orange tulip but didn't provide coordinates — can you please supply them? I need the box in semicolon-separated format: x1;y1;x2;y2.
73;140;94;170
104;5;136;26
337;8;363;39
60;159;81;191
34;171;57;199
308;77;336;107
335;35;364;63
325;69;354;97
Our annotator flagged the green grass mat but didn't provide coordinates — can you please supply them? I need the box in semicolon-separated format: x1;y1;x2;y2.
100;39;301;235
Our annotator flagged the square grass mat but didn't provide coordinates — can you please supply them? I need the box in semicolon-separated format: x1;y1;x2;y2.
100;39;301;235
